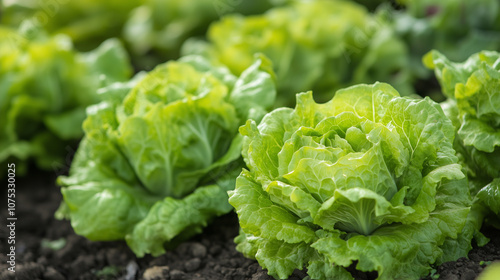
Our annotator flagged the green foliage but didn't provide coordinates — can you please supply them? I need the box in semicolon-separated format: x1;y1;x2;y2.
185;0;413;106
1;0;280;69
123;0;279;67
229;83;472;279
425;49;500;248
424;50;500;182
2;1;499;278
0;25;131;173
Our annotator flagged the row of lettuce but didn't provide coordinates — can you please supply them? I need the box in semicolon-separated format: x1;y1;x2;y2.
1;0;499;279
5;0;500;173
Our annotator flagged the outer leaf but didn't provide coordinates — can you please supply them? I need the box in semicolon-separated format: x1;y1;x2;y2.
228;170;317;244
306;259;354;280
476;179;500;217
58;135;156;240
255;239;315;279
126;183;234;257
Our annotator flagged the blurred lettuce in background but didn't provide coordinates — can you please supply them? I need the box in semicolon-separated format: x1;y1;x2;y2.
0;0;143;51
1;0;283;70
0;24;131;174
123;0;284;69
183;0;413;106
389;0;500;97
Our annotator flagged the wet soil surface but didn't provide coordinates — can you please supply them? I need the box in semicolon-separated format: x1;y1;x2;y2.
1;170;499;280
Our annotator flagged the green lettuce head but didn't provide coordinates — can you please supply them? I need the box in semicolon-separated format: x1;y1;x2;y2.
57;54;276;257
0;0;143;51
0;25;131;174
185;0;412;106
424;50;500;239
229;83;472;279
123;0;279;68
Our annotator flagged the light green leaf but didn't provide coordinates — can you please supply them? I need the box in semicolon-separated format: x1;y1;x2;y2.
255;239;315;279
306;259;354;280
228;170;317;244
229;54;277;122
126;183;233;257
314;187;415;235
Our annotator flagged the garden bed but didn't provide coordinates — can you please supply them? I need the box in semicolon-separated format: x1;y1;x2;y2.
1;169;499;280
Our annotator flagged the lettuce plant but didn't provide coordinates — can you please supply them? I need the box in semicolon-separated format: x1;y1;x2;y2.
57;55;276;257
185;0;412;106
0;0;142;51
391;0;500;80
0;25;131;173
424;50;500;237
123;0;279;68
229;83;472;279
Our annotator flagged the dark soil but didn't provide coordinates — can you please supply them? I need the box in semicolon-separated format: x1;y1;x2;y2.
1;170;500;280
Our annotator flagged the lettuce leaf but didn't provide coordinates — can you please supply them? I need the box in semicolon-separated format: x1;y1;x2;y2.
57;54;276;257
229;83;472;279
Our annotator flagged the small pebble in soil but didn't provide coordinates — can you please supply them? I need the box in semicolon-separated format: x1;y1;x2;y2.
69;255;95;276
185;258;202;272
442;274;460;280
252;270;273;280
191;242;207;258
209;244;222;255
106;248;129;266
143;265;170;280
170;269;186;280
43;267;65;280
123;261;139;280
